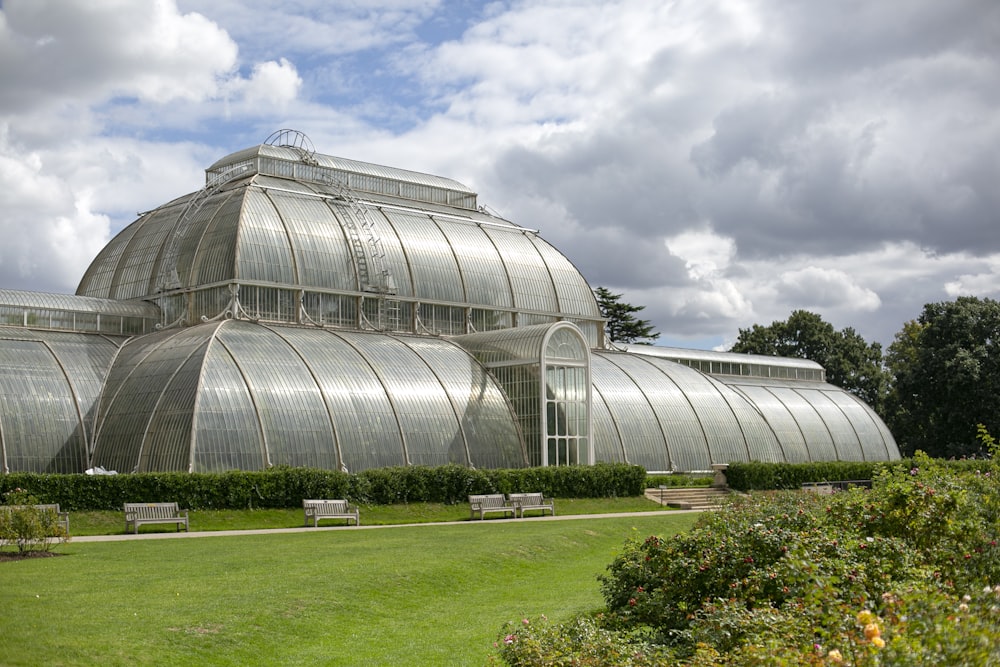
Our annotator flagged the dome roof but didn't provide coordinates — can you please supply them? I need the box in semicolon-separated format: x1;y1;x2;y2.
76;143;600;326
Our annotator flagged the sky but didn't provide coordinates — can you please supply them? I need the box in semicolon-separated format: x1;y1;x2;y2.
1;0;998;351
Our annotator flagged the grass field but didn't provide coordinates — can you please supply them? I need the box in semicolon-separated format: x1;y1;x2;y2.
63;496;670;536
0;512;699;666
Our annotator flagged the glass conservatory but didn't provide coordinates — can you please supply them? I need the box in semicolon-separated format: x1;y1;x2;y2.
0;130;900;474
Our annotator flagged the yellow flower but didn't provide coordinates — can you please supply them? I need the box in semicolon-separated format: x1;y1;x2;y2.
856;609;876;625
872;636;886;649
827;648;844;663
863;622;881;640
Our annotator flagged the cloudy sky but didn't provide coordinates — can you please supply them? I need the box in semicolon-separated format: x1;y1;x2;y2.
1;0;998;350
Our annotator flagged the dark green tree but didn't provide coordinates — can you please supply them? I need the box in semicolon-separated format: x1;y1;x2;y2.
594;287;660;345
730;310;888;413
885;296;1000;458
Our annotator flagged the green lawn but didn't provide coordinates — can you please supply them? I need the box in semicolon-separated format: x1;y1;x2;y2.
0;513;699;666
65;496;670;536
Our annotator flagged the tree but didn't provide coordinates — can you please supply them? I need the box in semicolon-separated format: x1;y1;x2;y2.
594;287;660;345
729;310;888;412
885;296;1000;458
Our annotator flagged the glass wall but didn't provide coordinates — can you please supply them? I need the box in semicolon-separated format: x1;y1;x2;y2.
90;321;525;473
0;329;121;473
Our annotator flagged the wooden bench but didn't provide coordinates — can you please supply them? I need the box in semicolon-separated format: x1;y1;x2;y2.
303;499;360;527
1;504;70;536
123;502;189;534
468;493;515;520
508;492;555;518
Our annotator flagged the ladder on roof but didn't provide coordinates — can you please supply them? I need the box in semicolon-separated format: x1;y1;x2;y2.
320;173;399;331
156;165;247;292
333;181;393;295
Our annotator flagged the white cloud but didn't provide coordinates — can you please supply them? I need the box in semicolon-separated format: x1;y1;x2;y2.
774;266;881;311
0;0;239;111
233;58;303;110
666;229;736;281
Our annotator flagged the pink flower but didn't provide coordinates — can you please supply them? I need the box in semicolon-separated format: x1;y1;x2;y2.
503;634;516;645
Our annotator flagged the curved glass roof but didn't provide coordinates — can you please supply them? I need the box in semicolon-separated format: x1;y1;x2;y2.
91;320;525;473
0;289;158;317
77;146;600;326
0;327;121;473
592;349;899;471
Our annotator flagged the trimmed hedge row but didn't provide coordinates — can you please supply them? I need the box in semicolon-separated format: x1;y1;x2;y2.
0;463;646;511
723;457;990;491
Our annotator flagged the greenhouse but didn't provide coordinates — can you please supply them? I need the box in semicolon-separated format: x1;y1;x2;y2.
0;130;899;474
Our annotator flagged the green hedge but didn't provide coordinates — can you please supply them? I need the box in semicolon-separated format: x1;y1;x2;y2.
645;473;713;489
722;458;989;491
0;463;646;511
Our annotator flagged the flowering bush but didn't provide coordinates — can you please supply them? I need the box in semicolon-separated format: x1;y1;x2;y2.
493;452;1000;665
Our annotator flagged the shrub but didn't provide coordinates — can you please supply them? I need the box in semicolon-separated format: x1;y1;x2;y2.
496;453;1000;665
491;615;672;667
0;488;68;553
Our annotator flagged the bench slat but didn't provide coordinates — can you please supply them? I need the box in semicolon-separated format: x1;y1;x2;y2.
303;499;359;527
508;492;555;518
468;494;515;520
123;502;189;534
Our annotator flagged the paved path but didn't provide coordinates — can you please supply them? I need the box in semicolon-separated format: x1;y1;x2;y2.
70;509;699;543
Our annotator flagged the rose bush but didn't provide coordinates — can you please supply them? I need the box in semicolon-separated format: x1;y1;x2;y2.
494;451;1000;666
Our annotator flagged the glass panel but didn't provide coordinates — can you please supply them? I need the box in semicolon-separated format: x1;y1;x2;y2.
483;227;559;314
590;388;626;463
640;357;754;466
111;204;180;299
0;337;87;473
77;219;141;298
239;285;297;323
764;386;838;461
189;193;242;285
469;308;512;333
357;207;413;297
418;303;466;336
193;345;266;472
801;389;866;461
437;221;514;308
302;292;358;328
730;384;811;463
383;209;464;303
191;286;232;322
292;329;405;472
92;327;211;473
139;351;201;472
403;337;525;469
343;332;460;467
270;191;356;291
590;354;670;471
492;364;542;466
217;323;338;470
238;190;296;284
362;298;411;333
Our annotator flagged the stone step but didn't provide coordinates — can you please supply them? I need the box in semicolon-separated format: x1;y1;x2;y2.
644;486;731;510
